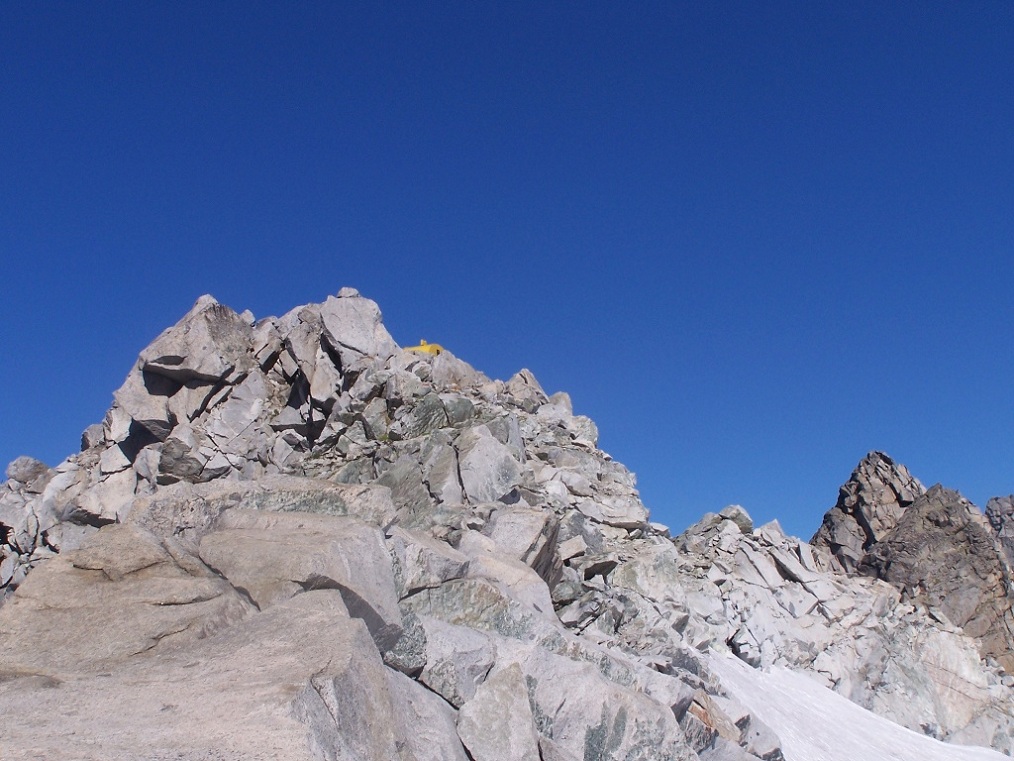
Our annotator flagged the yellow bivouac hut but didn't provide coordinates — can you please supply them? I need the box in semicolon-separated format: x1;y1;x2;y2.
405;339;444;356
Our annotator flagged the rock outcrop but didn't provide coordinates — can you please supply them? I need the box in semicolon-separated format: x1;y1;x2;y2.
674;505;1014;750
810;451;924;572
987;495;1014;568
1;291;1011;760
858;485;1014;674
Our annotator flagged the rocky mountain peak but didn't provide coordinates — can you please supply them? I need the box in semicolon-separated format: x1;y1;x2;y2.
0;289;643;600
2;291;1013;760
810;450;925;571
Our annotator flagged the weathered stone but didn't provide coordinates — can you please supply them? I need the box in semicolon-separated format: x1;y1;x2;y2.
558;534;588;562
81;422;105;451
360;396;391;440
390;391;449;440
986;495;1014;568
279;309;322;380
430;351;485;391
720;504;753;534
165;378;223;425
308;343;343;411
139;295;254;383
458;530;556;620
812;451;925;572
402;576;543;643
576;494;648;529
1;589;403;760
385;368;428;407
157;423;209;483
858;484;1014;671
198;509;404;651
376;455;433;519
574;551;619;580
0;523;254;671
319;291;398;364
80;467;138;523
497;645;696;761
610;544;685;604
678;689;742;753
251;317;283;368
111;369;176;441
203;370;270;449
382;608;428;676
440;394;475;426
5;291;1014;761
505;368;548;412
386;525;470;597
99;443;131;475
125;476;398;541
456;663;541;761
421;434;464;505
457;425;522;503
483;506;561;586
385;667;471;761
486;413;526;464
418;615;496;707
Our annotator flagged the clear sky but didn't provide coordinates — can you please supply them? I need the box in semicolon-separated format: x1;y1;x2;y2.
2;3;1011;539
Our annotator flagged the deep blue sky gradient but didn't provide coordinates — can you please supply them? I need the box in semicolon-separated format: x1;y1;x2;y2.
2;3;1012;537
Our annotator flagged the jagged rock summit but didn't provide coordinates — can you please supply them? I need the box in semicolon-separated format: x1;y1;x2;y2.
810;451;925;572
811;454;1014;674
1;291;1012;761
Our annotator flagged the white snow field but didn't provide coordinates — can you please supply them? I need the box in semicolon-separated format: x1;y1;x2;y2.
709;654;1007;761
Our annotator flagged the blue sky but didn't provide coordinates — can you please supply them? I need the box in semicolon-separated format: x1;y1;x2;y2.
2;3;1011;538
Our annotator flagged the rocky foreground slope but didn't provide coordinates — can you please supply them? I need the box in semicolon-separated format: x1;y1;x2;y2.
2;289;1013;760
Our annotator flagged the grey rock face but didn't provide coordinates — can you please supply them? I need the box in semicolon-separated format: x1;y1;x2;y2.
456;663;541;761
456;425;522;503
858;484;1014;673
811;451;925;571
1;290;1010;760
140;296;254;383
198;509;404;648
807;456;1014;742
986;495;1014;568
416;615;495;707
318;291;398;364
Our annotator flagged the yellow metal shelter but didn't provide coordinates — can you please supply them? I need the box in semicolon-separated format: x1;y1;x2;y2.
405;339;444;356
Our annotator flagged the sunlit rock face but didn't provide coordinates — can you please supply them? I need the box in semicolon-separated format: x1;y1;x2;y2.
1;290;1012;760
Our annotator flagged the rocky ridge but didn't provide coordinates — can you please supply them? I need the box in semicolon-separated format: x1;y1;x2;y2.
1;290;1012;760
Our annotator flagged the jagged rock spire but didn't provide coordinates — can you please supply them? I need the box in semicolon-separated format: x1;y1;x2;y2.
810;451;924;572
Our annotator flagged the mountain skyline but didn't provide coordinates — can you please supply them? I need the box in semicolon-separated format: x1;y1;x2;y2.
3;3;1011;538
